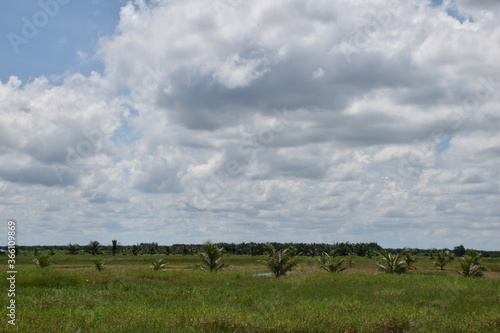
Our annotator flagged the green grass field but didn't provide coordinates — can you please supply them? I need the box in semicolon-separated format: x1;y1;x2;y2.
1;254;499;332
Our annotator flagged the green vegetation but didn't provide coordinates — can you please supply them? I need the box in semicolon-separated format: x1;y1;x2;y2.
458;250;486;277
197;241;226;272
317;251;347;273
33;254;52;268
262;244;297;277
151;258;168;271
375;250;408;274
434;248;454;270
1;253;499;332
93;259;106;271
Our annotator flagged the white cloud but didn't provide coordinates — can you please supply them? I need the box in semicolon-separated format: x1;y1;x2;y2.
1;0;499;249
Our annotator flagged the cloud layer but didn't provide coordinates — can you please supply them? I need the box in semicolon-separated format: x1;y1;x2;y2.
1;0;499;249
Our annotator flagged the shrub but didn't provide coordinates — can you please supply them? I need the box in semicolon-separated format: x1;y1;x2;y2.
375;250;408;274
33;255;52;268
262;244;296;277
197;241;225;272
458;250;486;277
317;252;347;273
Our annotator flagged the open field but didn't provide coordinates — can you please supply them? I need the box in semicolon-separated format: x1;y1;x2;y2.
1;254;499;332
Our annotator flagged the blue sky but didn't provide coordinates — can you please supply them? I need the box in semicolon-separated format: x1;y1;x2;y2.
0;1;127;83
1;0;499;250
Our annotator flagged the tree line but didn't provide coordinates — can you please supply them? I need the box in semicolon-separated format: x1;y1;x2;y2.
8;242;500;257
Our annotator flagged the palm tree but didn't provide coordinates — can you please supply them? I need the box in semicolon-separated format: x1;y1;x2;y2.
375;250;408;274
67;244;80;255
33;255;52;268
152;258;168;271
458;250;486;277
403;249;417;270
93;259;106;271
434;249;453;270
263;244;296;277
197;241;225;272
88;241;100;256
317;251;347;273
111;240;120;256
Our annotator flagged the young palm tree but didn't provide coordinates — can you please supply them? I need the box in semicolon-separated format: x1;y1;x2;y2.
458;250;486;277
93;259;106;271
317;251;347;273
403;250;417;270
88;241;101;256
197;241;225;272
151;258;168;271
33;255;52;268
375;250;408;274
434;249;453;270
67;243;80;255
263;244;296;277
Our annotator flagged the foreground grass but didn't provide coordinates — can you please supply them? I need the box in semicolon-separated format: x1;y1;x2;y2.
1;255;499;332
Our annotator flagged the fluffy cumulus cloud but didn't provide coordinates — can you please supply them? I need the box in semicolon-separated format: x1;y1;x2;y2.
1;0;499;249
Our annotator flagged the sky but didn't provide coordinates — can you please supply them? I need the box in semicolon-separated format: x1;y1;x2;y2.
1;0;499;250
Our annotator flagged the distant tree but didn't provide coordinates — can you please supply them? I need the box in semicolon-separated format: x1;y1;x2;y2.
34;248;41;256
453;245;466;257
197;241;225;272
111;240;120;256
131;245;140;256
88;241;101;256
67;244;80;255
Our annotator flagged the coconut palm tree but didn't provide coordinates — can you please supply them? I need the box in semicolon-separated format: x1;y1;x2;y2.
263;244;296;277
375;250;408;274
197;241;225;272
33;255;52;268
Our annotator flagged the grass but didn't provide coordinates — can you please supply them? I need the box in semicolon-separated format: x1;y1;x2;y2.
1;254;499;332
